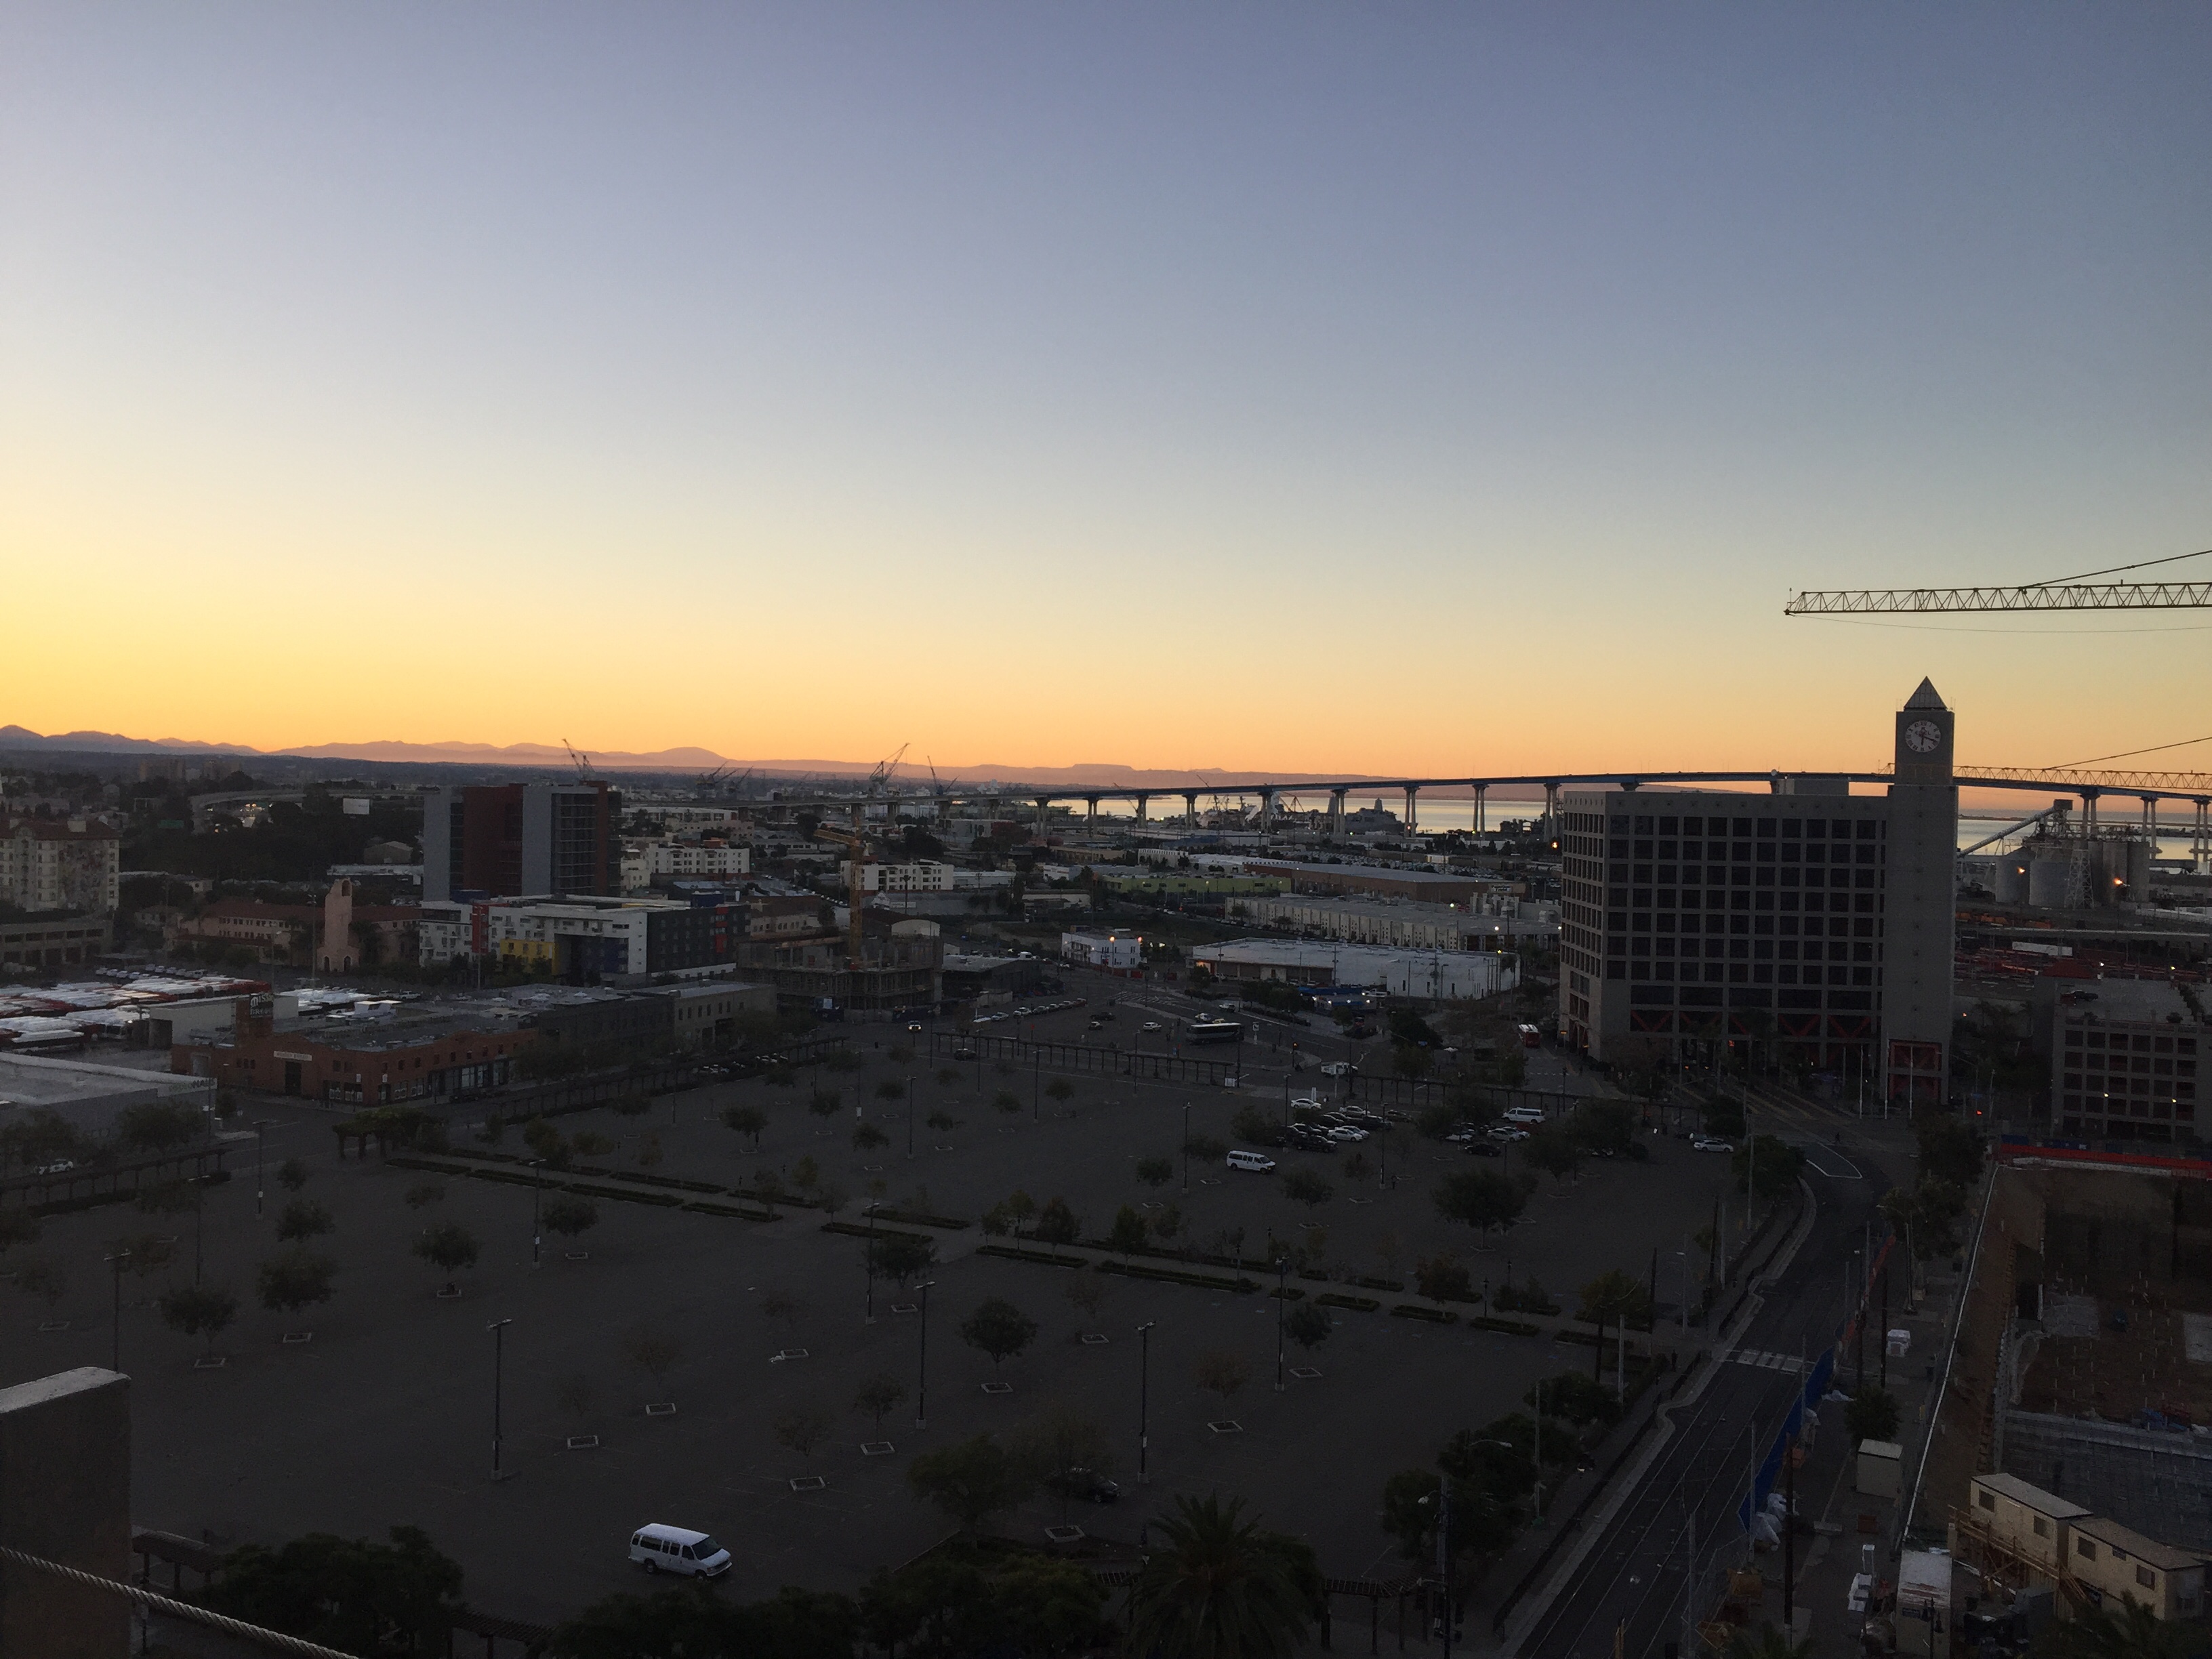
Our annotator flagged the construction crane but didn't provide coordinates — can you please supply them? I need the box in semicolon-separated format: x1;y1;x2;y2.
811;815;872;970
561;739;594;781
868;743;909;794
1785;548;2211;614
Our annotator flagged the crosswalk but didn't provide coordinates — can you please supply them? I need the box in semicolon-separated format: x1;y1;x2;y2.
1721;1347;1809;1373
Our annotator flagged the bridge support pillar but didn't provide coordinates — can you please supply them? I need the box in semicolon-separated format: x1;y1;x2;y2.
2194;798;2211;875
1259;789;1277;833
2081;788;2100;840
2141;795;2158;841
1473;784;1486;836
1542;782;1561;847
1330;788;1347;838
1134;794;1147;824
1086;796;1099;836
1183;792;1200;826
1402;785;1418;832
1036;797;1051;840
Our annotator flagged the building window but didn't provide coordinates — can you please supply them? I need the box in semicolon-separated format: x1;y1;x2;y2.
2033;1516;2049;1537
1978;1491;1996;1511
2078;1539;2096;1561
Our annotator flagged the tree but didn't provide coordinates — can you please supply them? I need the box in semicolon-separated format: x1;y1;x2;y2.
1010;1404;1114;1517
1183;1134;1228;1166
1530;1370;1624;1429
1045;1078;1073;1103
1229;1104;1277;1144
1152;1202;1185;1249
117;1100;205;1154
875;1079;907;1103
159;1282;237;1356
1416;1254;1473;1307
205;1526;464;1658
721;1104;767;1149
1845;1387;1901;1443
403;1181;445;1211
258;1249;336;1315
775;1405;835;1461
541;1196;599;1242
2028;1595;2209;1659
906;1434;1031;1532
935;1066;960;1086
991;1090;1023;1116
1577;1269;1652;1382
866;1233;937;1289
1031;1197;1080;1244
1134;1155;1175;1189
790;1156;821;1193
1917;1116;1986;1189
1433;1168;1525;1237
1281;1168;1333;1212
16;1255;67;1318
1735;1134;1806;1202
623;1329;682;1397
961;1297;1038;1371
1126;1493;1316;1659
277;1158;308;1191
569;1131;614;1158
1570;1100;1639;1160
411;1223;479;1293
853;1122;889;1152
1523;1124;1584;1188
0;1208;39;1253
1107;1206;1150;1256
853;1372;907;1433
634;1131;663;1169
1065;1269;1109;1325
1193;1351;1251;1404
1283;1302;1333;1353
276;1199;334;1242
762;1290;806;1337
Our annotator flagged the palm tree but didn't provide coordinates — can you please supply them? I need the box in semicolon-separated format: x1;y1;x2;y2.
1126;1492;1316;1659
2032;1599;2209;1659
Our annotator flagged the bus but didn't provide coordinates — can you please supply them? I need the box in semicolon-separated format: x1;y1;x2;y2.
1187;1019;1244;1046
1515;1023;1542;1049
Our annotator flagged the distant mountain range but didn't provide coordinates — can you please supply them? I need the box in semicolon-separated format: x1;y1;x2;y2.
0;724;1420;790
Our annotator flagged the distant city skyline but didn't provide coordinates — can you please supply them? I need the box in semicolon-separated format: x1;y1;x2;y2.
4;5;2207;774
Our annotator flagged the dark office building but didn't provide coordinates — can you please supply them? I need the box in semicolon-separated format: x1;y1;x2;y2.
423;781;621;903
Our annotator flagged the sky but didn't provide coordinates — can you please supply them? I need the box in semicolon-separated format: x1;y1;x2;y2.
3;4;2208;780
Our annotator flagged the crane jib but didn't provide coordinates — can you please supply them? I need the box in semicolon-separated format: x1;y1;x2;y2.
1785;581;2212;614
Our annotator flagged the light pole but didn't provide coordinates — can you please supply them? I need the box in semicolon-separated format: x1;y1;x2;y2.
487;1317;514;1481
1275;1258;1288;1391
905;1076;916;1160
914;1279;937;1428
1181;1103;1190;1193
529;1159;544;1268
1136;1320;1156;1484
106;1248;130;1372
1420;1486;1456;1659
253;1120;271;1220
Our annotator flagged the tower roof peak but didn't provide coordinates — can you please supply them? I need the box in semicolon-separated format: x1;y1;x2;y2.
1904;678;1948;712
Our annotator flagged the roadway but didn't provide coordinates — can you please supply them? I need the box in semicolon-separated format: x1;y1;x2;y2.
1517;1101;1889;1659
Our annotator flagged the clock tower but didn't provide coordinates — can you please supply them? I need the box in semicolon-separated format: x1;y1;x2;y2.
1884;678;1957;1109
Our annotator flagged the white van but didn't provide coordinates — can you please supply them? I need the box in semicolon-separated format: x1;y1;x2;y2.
1501;1107;1547;1126
630;1523;731;1578
1226;1149;1277;1172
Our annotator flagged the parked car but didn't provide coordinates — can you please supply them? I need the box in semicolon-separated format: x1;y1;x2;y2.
1045;1467;1121;1504
905;1022;924;1032
1088;1019;1104;1029
1692;1136;1735;1154
1141;1021;1163;1033
1463;1140;1504;1158
1319;1061;1357;1078
1285;1124;1336;1153
953;1048;979;1061
1486;1126;1529;1143
1326;1126;1369;1143
1227;1149;1278;1172
630;1525;731;1579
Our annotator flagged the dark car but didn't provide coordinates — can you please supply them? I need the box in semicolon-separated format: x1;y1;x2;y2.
1285;1124;1335;1153
1046;1467;1120;1504
1345;1023;1376;1040
952;1048;979;1062
1462;1140;1504;1158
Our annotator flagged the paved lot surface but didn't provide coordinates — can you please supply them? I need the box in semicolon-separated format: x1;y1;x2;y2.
3;981;1736;1626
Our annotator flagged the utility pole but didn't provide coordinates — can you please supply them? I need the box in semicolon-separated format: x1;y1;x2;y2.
487;1317;514;1481
1136;1320;1155;1484
1275;1258;1288;1391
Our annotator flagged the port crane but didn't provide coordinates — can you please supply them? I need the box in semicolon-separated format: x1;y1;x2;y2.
1785;548;2210;614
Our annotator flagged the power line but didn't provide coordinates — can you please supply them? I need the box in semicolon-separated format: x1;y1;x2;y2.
2049;733;2212;769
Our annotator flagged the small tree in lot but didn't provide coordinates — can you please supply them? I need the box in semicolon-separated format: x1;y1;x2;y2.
1065;1269;1109;1328
720;1104;767;1149
569;1130;614;1158
1134;1157;1174;1191
1283;1302;1333;1353
1032;1198;1080;1245
1193;1350;1251;1406
962;1297;1039;1372
403;1182;445;1210
1045;1078;1073;1105
875;1080;906;1103
867;1233;937;1290
1151;1202;1185;1250
854;1372;907;1434
160;1282;237;1357
992;1090;1023;1117
258;1249;335;1317
926;1109;958;1132
1433;1169;1525;1242
1107;1206;1149;1257
276;1200;334;1243
791;1156;821;1195
541;1197;598;1246
1281;1168;1334;1213
906;1434;1031;1533
633;1131;663;1170
762;1290;806;1339
1183;1134;1228;1166
1416;1254;1473;1309
16;1256;66;1320
623;1329;682;1400
774;1405;834;1462
853;1122;889;1153
411;1223;479;1295
276;1159;308;1192
935;1067;960;1086
521;1118;569;1169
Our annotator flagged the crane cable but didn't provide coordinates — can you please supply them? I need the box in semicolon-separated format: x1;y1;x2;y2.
2024;546;2211;587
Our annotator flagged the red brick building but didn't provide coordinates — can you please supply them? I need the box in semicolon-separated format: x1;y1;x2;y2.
171;997;533;1105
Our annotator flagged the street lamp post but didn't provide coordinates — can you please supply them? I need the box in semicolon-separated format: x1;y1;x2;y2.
1136;1320;1156;1484
905;1076;916;1160
1420;1488;1456;1659
1275;1258;1288;1391
1181;1103;1190;1193
914;1279;937;1428
253;1120;271;1220
106;1248;130;1373
487;1317;514;1481
529;1160;544;1268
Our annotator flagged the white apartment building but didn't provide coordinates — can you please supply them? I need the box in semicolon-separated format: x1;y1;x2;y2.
417;901;472;966
621;840;751;890
1;817;121;914
853;860;957;893
1061;930;1143;970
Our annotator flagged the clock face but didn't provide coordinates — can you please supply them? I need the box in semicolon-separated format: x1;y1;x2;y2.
1904;719;1944;755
